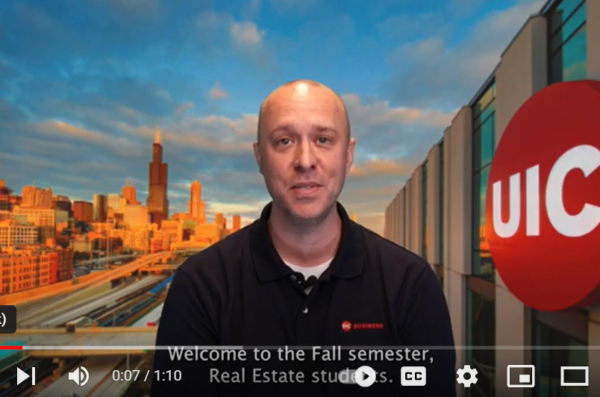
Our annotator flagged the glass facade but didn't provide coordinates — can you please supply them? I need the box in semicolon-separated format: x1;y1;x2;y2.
422;161;428;261
466;286;496;397
439;141;444;263
438;140;444;284
533;320;588;397
548;0;587;83
472;82;496;281
403;190;408;247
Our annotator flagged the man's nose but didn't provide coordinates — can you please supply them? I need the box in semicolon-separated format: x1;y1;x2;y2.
294;140;316;170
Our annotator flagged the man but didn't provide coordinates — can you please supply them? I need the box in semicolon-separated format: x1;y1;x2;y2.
151;80;456;396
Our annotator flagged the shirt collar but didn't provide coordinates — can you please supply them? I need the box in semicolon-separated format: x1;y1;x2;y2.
250;201;363;283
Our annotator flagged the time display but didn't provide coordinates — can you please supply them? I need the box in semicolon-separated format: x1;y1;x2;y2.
112;369;182;382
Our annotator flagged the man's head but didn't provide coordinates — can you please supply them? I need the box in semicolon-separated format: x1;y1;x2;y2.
253;79;356;226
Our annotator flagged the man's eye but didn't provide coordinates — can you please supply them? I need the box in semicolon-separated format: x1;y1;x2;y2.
277;138;291;146
317;137;330;144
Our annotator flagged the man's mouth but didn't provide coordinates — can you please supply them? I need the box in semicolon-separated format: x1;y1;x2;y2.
292;183;321;189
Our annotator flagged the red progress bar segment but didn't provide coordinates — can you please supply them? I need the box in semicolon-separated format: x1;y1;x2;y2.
0;346;23;350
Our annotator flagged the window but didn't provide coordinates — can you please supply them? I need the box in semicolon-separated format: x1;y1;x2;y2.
466;280;496;397
438;140;444;284
422;161;428;261
472;82;496;281
548;0;587;83
403;190;407;247
533;320;588;397
439;140;444;264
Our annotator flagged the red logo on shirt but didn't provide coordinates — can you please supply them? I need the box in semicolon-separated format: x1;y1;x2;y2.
341;320;384;331
341;321;352;332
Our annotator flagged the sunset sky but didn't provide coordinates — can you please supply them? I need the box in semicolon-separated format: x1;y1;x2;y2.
0;0;543;233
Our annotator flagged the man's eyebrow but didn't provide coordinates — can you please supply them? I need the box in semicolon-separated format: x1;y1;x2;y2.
268;124;295;136
313;124;338;134
268;124;339;136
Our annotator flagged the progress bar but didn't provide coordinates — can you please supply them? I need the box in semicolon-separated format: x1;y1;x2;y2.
0;346;244;350
1;345;600;350
0;345;22;350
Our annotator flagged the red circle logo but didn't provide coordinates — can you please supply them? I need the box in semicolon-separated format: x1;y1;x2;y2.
341;321;352;332
485;80;600;311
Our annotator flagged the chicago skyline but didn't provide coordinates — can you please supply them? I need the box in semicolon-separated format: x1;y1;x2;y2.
0;0;542;234
0;128;226;228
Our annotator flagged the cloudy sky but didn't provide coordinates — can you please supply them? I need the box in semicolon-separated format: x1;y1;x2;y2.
0;0;544;234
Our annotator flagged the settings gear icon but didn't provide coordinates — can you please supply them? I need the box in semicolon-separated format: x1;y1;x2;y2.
457;365;478;387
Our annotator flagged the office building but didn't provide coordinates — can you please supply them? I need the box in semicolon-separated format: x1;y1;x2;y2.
383;1;599;396
107;193;126;214
0;220;38;248
12;207;68;228
73;201;93;223
214;213;225;229
20;186;53;208
232;215;241;231
187;180;206;223
92;194;107;222
124;204;149;226
121;180;139;205
52;195;72;216
0;246;73;294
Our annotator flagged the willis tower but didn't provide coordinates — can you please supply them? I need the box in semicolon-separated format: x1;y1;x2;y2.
147;125;169;226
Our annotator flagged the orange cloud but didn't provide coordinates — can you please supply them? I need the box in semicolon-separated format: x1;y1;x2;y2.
34;120;110;145
343;93;455;129
209;82;227;100
349;159;413;179
176;102;194;115
32;119;142;157
230;21;265;46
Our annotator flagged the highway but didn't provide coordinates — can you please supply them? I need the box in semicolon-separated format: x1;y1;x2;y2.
37;275;164;328
17;253;172;327
77;254;140;267
18;291;81;319
18;283;131;328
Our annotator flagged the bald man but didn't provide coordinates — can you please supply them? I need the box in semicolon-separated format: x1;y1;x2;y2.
152;80;456;397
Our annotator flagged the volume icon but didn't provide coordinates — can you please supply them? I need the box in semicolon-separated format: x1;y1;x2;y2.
68;366;89;386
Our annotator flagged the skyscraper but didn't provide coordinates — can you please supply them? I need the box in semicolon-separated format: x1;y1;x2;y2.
73;201;93;223
187;180;205;223
21;186;53;208
214;213;224;229
93;194;107;222
146;126;169;226
232;215;241;231
121;180;139;205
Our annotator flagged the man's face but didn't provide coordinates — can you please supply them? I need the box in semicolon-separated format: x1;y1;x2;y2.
254;83;355;225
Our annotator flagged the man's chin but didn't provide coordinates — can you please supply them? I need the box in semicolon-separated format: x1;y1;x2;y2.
286;204;334;225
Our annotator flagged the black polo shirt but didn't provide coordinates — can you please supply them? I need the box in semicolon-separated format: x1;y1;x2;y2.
151;202;456;397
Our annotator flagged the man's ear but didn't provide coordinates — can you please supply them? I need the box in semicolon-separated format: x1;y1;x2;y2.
346;137;356;174
253;141;263;175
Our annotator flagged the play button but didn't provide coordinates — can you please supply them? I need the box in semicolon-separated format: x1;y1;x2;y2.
355;365;376;387
17;368;30;385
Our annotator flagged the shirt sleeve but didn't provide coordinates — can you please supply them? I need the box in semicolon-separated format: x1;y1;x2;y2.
398;264;457;397
150;267;218;397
